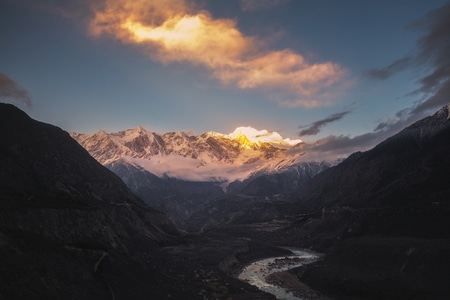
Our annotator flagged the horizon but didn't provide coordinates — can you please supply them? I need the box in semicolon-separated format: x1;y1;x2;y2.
1;0;449;159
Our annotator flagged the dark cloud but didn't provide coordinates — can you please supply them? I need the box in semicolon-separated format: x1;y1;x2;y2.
411;79;450;115
409;2;450;115
367;2;450;116
295;95;442;161
0;73;32;107
310;132;382;154
298;2;450;162
296;112;420;162
365;57;412;80
293;131;384;162
298;110;351;136
374;120;395;132
312;1;450;161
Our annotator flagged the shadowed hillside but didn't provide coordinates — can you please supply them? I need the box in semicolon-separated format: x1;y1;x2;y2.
281;105;450;299
0;103;192;299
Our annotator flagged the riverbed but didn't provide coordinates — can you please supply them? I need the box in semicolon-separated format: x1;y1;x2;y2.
238;248;320;300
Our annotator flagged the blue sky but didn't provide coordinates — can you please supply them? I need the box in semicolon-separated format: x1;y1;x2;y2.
1;0;449;158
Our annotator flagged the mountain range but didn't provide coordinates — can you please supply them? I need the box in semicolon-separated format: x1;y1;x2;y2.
70;126;305;183
71;125;332;229
2;102;450;299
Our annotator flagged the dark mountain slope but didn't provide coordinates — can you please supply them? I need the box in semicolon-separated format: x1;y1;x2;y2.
294;104;450;212
0;103;196;299
107;160;226;228
281;105;450;299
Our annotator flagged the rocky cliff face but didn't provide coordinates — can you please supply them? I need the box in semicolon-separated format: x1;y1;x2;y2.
0;104;200;299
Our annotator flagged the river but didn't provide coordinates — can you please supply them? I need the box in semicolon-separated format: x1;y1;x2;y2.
238;248;320;300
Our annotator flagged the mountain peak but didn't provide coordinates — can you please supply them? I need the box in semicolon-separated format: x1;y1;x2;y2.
124;125;149;136
228;126;302;147
134;125;147;133
232;131;256;149
95;129;108;136
435;103;450;119
71;124;306;183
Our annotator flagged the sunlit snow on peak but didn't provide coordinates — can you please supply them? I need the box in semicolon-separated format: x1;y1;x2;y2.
71;125;308;184
229;126;302;147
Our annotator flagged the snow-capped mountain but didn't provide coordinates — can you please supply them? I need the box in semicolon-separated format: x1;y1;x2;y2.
71;126;305;183
71;126;331;229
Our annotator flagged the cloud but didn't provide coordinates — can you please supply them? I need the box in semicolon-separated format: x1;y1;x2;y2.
311;1;450;162
85;0;348;107
411;79;450;115
298;94;447;162
309;133;382;155
408;2;450;115
298;110;351;136
239;0;290;11
366;2;450;116
292;132;381;162
296;112;418;162
0;73;32;107
365;57;412;80
229;126;302;146
303;94;448;161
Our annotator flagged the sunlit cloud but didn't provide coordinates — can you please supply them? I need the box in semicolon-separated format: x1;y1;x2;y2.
87;0;348;107
229;126;302;146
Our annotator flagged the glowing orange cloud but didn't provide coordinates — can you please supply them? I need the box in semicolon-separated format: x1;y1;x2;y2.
119;13;252;67
88;0;348;107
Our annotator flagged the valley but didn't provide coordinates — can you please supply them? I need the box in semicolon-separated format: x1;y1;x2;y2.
1;103;450;299
70;126;333;231
3;1;450;299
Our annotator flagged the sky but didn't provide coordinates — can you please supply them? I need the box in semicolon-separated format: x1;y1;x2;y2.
1;0;449;160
